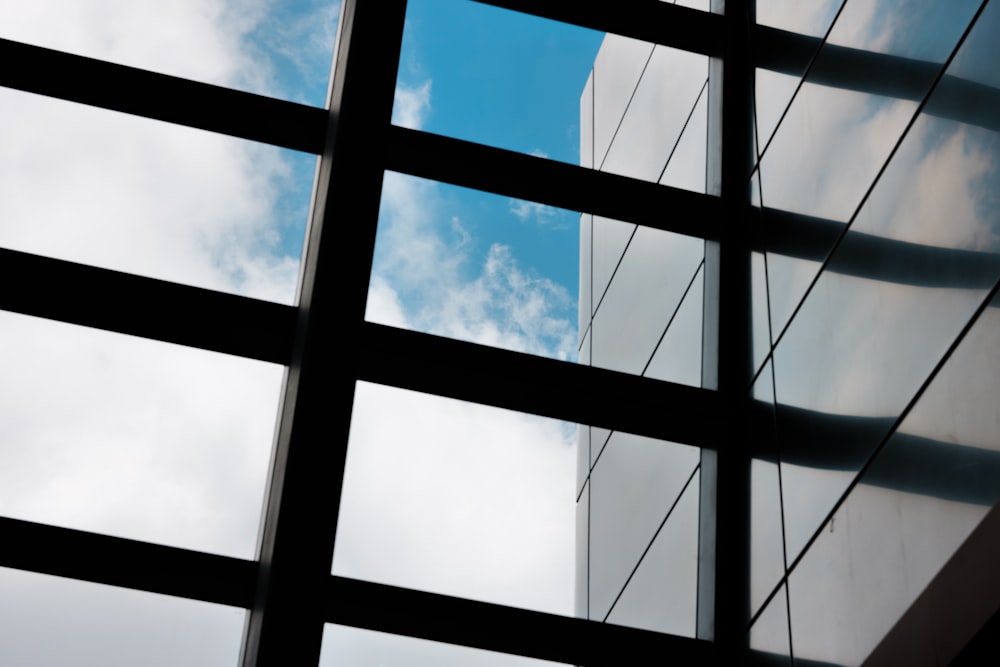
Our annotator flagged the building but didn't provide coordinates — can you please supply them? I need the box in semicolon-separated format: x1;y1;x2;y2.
0;0;997;665
576;1;1000;665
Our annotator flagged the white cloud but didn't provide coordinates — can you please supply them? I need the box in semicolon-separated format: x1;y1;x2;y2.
508;198;559;225
371;172;578;361
392;79;432;129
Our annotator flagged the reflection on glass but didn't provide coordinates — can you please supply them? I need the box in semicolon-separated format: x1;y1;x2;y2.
604;472;699;637
321;624;566;666
0;0;339;105
0;311;281;559
367;172;580;363
759;0;982;337
750;361;784;617
0;88;312;305
333;382;578;616
787;294;1000;666
774;0;1000;563
394;0;602;164
588;431;699;622
750;583;792;667
0;567;244;666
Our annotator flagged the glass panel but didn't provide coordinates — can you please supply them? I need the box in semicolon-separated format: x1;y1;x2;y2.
588;431;700;621
394;0;602;164
575;479;590;619
0;567;244;666
579;213;593;343
577;424;591;498
0;0;339;105
750;361;785;617
0;311;281;559
600;45;708;183
0;88;312;305
581;70;595;169
604;471;699;637
659;79;708;194
645;262;704;387
591;226;704;376
751;250;772;376
755;69;800;172
592;34;654;169
590;427;612;469
758;0;983;336
750;584;792;667
591;216;635;317
333;382;578;616
579;325;592;366
368;172;579;363
774;1;1000;563
321;624;567;666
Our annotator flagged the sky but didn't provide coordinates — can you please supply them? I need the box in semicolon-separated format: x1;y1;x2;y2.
0;0;603;664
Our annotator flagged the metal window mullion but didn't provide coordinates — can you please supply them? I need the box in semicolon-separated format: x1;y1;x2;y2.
239;0;408;665
699;0;754;661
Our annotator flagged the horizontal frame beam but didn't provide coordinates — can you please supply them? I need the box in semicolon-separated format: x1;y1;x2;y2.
471;0;723;57
358;322;723;449
0;516;256;608
386;126;722;242
0;38;327;154
0;248;297;364
326;576;715;666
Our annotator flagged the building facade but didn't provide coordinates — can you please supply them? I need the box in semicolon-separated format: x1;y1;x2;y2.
577;1;1000;665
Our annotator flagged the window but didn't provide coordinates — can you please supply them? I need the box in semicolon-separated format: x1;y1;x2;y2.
2;1;999;665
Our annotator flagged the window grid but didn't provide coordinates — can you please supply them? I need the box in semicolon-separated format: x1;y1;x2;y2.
2;0;994;665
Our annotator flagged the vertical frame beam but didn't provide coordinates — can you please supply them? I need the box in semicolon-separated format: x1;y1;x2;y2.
240;0;408;665
699;0;754;662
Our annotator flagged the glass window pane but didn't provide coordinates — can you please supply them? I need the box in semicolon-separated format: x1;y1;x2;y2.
603;471;699;637
591;225;704;377
750;584;792;667
333;382;578;615
0;567;245;667
588;432;699;623
368;172;579;363
394;0;601;164
0;89;313;305
750;361;785;617
0;311;282;559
